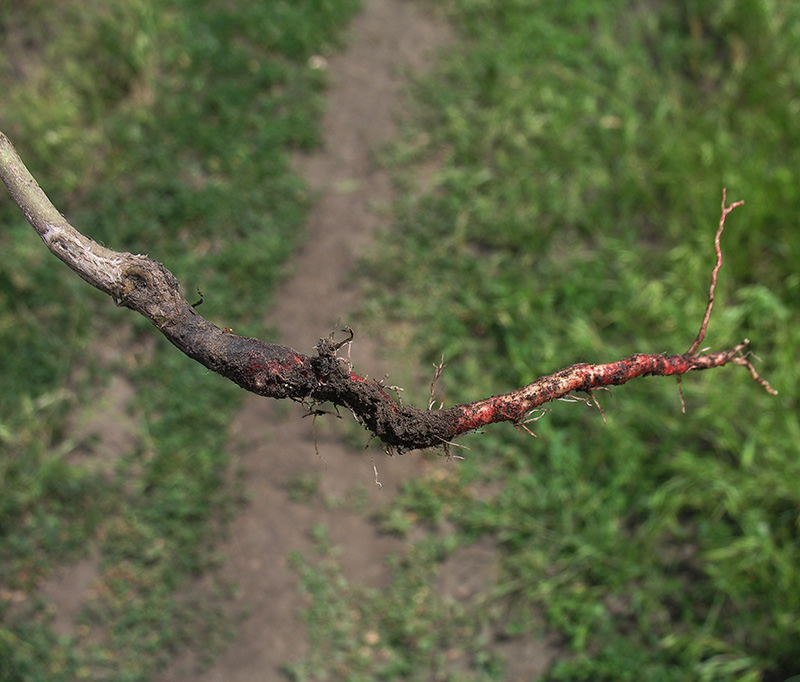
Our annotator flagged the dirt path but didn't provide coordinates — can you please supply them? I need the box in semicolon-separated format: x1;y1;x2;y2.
164;3;453;679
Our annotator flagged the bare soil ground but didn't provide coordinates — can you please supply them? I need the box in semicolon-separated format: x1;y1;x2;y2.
165;2;458;679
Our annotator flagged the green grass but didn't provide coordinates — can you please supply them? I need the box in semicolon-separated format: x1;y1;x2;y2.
291;1;800;680
284;524;504;682
0;0;359;679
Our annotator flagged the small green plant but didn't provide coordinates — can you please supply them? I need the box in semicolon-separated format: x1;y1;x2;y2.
286;472;323;504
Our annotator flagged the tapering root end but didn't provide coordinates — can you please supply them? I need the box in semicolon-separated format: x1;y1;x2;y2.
730;340;778;395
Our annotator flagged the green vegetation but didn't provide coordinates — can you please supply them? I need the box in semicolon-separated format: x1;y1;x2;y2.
4;1;799;680
0;0;359;679
285;525;504;682
292;1;800;680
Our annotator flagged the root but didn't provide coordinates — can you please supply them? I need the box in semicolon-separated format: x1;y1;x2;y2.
0;132;777;455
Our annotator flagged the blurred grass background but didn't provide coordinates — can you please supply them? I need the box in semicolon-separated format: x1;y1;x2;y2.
0;1;359;679
290;1;800;681
2;0;799;681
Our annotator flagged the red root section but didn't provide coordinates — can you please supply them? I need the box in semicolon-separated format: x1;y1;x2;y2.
0;132;776;454
453;344;756;434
